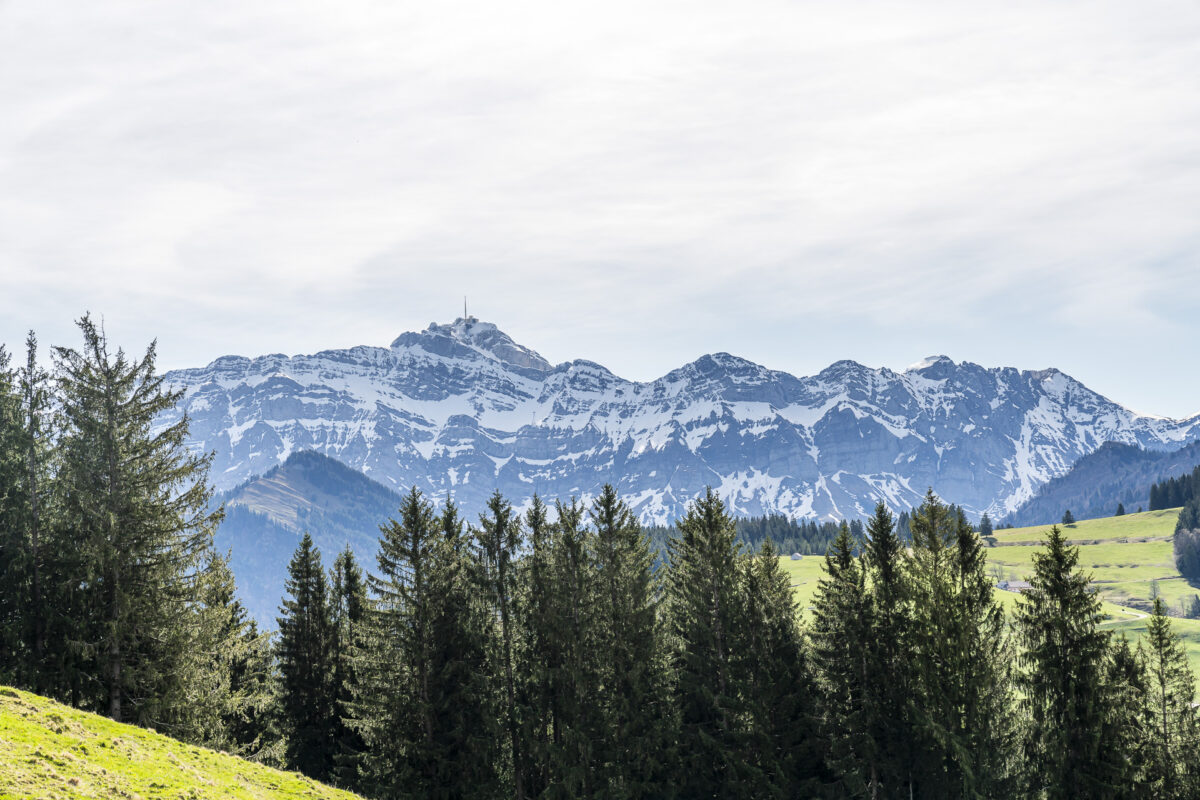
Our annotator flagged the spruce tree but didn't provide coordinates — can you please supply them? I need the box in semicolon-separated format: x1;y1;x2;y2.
329;547;368;790
1016;525;1116;798
589;484;669;799
1141;598;1200;798
517;495;557;797
1116;502;1126;516
740;537;824;797
861;501;915;796
53;316;222;725
665;488;759;798
545;498;602;798
810;521;874;797
16;332;55;692
946;506;1021;796
359;487;440;797
1105;635;1149;796
424;499;501;800
475;490;525;799
0;344;24;683
978;511;994;538
275;532;336;781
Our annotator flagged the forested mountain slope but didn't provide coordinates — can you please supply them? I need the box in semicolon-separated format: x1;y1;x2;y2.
214;450;401;622
1006;440;1200;526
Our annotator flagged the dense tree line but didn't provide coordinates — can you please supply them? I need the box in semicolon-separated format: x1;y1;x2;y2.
263;486;1200;799
1151;466;1200;511
1175;495;1200;584
0;319;274;757
5;321;1200;798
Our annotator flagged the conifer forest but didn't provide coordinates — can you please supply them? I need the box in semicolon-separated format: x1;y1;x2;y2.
3;318;1200;799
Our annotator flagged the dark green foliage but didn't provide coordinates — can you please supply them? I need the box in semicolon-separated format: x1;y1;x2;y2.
0;344;25;684
665;488;761;798
1104;635;1149;796
1116;502;1126;516
1150;465;1200;511
357;488;440;797
1061;509;1075;525
1016;525;1119;798
475;490;525;799
903;494;1020;797
275;533;336;781
1141;599;1200;798
1174;527;1200;583
978;511;993;538
810;522;875;797
734;513;844;555
53;316;223;728
589;485;671;798
541;499;603;798
860;501;915;796
329;547;368;789
739;538;825;797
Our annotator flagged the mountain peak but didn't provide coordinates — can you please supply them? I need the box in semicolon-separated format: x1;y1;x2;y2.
392;317;553;372
906;354;955;372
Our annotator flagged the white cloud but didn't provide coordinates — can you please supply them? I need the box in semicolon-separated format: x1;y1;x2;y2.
1;0;1198;416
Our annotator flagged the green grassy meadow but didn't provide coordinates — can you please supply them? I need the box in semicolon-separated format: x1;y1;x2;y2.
0;686;360;800
779;506;1200;677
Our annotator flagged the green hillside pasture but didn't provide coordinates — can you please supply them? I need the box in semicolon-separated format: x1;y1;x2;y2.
778;554;828;614
991;507;1180;544
1101;615;1200;678
0;686;361;800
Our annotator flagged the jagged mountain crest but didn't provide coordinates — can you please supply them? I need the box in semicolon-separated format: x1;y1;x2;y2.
162;318;1200;523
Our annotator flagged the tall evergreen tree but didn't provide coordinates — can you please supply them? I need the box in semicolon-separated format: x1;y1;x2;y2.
1016;525;1117;798
517;495;557;798
946;505;1021;796
329;546;368;790
590;484;669;799
978;511;993;538
425;498;502;800
1105;635;1150;797
810;521;875;797
476;489;525;798
861;501;916;797
0;344;24;683
666;488;760;798
53;316;221;725
15;332;55;692
275;533;336;781
739;537;824;797
1141;598;1200;798
359;487;439;798
544;498;602;798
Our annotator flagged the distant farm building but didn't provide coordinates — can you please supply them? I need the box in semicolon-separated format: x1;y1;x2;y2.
791;553;803;561
998;580;1033;593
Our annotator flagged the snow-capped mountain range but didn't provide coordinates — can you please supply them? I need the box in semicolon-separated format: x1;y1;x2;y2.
162;317;1200;522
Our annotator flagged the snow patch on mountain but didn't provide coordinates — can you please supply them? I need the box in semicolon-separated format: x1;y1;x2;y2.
161;318;1200;522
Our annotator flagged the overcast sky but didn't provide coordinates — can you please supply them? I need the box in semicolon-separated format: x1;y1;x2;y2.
2;0;1199;417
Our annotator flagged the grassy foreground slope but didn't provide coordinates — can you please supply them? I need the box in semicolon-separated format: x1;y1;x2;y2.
0;687;360;800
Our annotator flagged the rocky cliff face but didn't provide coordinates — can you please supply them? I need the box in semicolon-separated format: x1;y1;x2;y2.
162;318;1200;522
